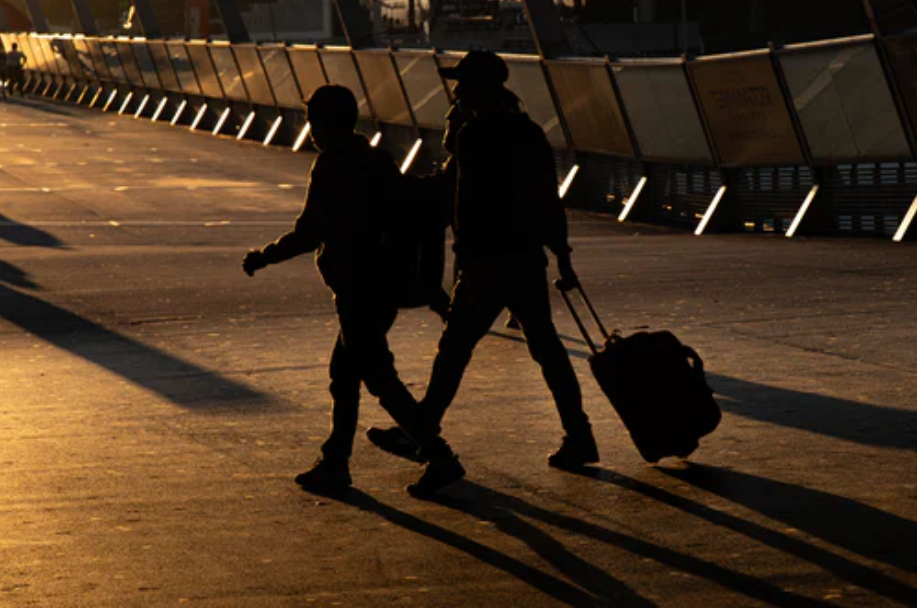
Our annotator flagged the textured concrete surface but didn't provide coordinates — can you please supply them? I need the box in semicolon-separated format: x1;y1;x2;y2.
0;97;915;607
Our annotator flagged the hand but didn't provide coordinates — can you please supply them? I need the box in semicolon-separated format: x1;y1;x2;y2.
242;249;266;277
555;254;579;292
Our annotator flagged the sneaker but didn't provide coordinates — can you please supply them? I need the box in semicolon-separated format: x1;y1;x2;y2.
548;434;599;470
295;457;352;491
406;456;465;498
366;426;425;463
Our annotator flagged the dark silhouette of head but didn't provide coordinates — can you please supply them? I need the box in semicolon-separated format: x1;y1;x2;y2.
305;85;358;151
12;43;18;51
439;50;519;115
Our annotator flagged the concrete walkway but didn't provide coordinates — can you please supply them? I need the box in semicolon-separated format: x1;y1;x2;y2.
1;97;915;607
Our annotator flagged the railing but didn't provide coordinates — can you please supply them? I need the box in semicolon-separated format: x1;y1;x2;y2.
2;31;916;241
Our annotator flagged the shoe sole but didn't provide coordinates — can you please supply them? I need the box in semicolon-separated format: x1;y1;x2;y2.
366;429;427;463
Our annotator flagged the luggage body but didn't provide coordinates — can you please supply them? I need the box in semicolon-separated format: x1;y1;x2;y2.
557;284;721;463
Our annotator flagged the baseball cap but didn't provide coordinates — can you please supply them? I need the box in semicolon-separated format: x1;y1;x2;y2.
438;50;509;86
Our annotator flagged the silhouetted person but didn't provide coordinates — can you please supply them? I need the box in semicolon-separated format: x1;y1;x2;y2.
0;47;6;101
369;51;599;470
242;85;464;496
5;43;26;97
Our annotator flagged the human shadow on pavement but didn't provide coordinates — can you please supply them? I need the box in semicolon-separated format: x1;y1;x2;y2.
661;463;917;574
0;213;66;248
709;373;917;452
579;466;917;606
432;481;838;608
0;283;283;412
328;487;648;607
0;260;40;290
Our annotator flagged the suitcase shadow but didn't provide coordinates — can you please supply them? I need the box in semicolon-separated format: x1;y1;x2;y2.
575;466;917;605
708;373;917;452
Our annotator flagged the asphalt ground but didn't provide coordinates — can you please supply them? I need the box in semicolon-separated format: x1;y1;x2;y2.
1;97;915;607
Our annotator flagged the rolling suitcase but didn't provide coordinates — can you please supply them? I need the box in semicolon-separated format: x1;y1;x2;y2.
556;283;721;463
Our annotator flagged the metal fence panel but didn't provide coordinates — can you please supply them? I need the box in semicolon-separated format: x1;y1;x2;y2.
259;45;303;109
233;45;274;106
393;51;450;130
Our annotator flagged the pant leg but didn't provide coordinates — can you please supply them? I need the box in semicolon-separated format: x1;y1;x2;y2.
422;265;505;432
333;295;431;443
505;263;591;437
320;331;362;461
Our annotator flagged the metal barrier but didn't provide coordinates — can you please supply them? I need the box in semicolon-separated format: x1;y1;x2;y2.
1;31;915;241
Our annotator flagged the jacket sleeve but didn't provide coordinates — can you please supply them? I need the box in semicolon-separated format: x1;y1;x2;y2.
259;157;324;265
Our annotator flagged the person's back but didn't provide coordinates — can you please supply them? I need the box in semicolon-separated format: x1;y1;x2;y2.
304;132;401;297
453;111;563;265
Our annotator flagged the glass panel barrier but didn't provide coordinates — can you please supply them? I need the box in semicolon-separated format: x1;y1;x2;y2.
99;40;127;84
25;35;49;75
287;46;326;104
210;43;248;102
884;33;917;150
37;36;62;75
319;48;371;119
131;41;161;89
689;51;805;166
57;37;84;80
185;42;223;98
148;41;181;93
613;59;712;164
87;39;112;81
0;33;11;51
354;50;413;126
73;38;97;80
503;55;567;148
115;41;145;87
44;36;71;77
259;45;303;109
394;51;450;129
546;59;633;157
779;37;910;163
232;45;274;106
167;42;201;95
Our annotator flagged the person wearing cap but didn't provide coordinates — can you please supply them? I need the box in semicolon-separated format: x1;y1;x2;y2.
370;51;599;470
241;84;465;497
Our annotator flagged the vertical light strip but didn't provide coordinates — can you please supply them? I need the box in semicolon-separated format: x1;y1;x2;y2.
212;108;232;135
190;103;208;130
76;85;90;104
893;194;917;242
263;116;283;146
102;90;119;112
618;176;648;222
89;88;104;108
52;84;62;100
400;139;424;174
695;185;728;236
64;83;77;101
237;111;257;140
151;98;169;122
170;100;188;126
370;132;382;147
118;91;134;115
558;164;580;199
134;94;150;118
292;122;312;152
786;184;820;238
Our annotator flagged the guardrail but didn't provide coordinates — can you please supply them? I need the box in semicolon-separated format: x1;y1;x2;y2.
2;31;916;241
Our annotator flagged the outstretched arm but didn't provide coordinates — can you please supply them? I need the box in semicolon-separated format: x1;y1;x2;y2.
242;159;325;276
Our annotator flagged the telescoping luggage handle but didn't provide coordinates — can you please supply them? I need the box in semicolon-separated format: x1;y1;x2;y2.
553;280;610;357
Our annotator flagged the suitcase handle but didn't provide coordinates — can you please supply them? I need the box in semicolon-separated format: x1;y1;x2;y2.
553;280;611;356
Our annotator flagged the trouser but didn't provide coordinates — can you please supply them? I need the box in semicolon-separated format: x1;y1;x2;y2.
320;292;444;461
422;255;591;437
8;67;23;95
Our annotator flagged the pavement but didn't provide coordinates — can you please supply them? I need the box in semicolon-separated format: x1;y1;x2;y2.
0;96;915;607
